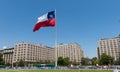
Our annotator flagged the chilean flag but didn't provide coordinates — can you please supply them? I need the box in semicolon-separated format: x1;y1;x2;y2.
33;11;56;32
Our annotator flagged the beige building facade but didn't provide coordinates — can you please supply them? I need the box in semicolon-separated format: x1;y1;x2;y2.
1;42;84;66
98;36;120;60
13;42;54;64
3;48;14;65
56;43;84;62
0;50;3;54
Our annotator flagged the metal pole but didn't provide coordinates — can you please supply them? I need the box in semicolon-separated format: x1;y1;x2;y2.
54;9;57;68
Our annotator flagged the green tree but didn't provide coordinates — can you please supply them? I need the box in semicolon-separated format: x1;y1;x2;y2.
72;60;79;66
57;57;70;66
17;59;26;67
91;57;98;65
99;53;114;65
0;53;5;65
5;63;11;67
81;57;91;65
63;57;70;66
36;60;54;64
114;59;119;65
114;52;120;65
36;60;44;64
57;57;64;66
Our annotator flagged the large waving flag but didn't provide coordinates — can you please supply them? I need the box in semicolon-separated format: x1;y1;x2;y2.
33;11;56;32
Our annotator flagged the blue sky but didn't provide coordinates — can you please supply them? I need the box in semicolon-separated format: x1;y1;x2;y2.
0;0;120;58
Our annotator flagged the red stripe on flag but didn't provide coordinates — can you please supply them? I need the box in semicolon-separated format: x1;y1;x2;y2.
33;18;55;32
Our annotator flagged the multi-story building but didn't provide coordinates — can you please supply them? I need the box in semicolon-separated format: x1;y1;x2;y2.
56;43;84;62
13;42;54;64
98;36;120;60
3;48;14;65
46;47;55;62
0;50;3;54
1;42;84;66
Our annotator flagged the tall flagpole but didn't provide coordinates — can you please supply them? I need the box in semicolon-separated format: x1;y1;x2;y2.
54;9;57;68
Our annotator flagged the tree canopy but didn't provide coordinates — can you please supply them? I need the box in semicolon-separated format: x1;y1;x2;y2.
57;57;70;66
99;53;114;65
0;53;5;65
